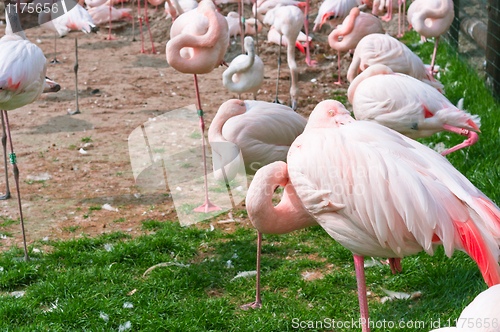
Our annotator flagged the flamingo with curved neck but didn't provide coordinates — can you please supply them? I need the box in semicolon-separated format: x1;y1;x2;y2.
407;0;454;73
166;0;229;213
243;161;317;309
222;37;264;99
208;99;306;183
328;7;383;84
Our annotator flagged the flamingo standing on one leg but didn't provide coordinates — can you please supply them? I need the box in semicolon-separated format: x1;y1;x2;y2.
283;100;500;332
40;5;98;115
347;33;443;91
313;0;360;31
208;99;308;309
166;0;229;213
0;3;49;261
407;0;453;74
222;37;264;99
263;4;304;110
328;7;383;84
348;65;480;156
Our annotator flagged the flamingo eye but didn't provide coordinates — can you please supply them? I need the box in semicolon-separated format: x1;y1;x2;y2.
328;110;334;116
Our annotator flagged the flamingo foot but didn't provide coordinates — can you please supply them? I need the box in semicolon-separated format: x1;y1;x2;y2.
50;58;62;64
389;258;402;274
381;13;391;21
306;58;318;66
441;126;480;156
193;200;221;213
240;301;262;310
334;79;342;85
106;35;117;40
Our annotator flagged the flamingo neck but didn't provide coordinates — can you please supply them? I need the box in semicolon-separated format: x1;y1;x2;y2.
247;163;317;235
328;9;359;48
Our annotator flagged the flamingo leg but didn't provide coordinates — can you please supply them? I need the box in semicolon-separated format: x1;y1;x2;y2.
3;111;29;261
274;34;282;104
253;0;258;54
441;124;480;156
192;74;221;213
397;0;402;37
430;36;440;74
132;0;136;41
334;50;342;84
401;0;405;36
241;230;263;310
381;0;392;21
0;112;10;200
239;0;244;54
389;257;402;274
144;0;157;53
353;255;371;332
69;38;81;115
303;0;316;66
138;0;145;53
49;33;61;64
106;4;116;40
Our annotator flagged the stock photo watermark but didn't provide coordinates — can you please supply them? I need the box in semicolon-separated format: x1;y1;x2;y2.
291;317;499;330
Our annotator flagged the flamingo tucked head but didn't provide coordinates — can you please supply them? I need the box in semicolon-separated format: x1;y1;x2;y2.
306;100;354;129
320;12;336;29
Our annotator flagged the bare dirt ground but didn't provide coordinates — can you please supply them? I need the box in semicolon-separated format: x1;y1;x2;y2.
0;1;401;251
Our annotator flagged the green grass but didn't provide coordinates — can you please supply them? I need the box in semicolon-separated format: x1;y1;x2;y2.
0;33;498;331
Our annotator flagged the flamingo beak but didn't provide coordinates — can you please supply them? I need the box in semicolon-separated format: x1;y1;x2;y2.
297;2;306;9
320;12;334;29
467;119;481;132
43;78;61;93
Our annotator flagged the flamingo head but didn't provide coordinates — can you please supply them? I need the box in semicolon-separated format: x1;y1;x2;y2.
307;100;354;129
297;2;306;10
320;12;336;29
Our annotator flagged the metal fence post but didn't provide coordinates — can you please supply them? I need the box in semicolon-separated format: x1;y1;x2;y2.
486;0;500;98
450;0;460;48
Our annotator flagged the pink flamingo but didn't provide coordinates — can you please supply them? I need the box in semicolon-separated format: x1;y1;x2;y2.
284;100;500;331
430;285;500;332
166;0;229;212
87;6;132;25
328;7;383;84
313;0;360;31
208;99;306;182
263;4;304;109
208;99;308;309
347;33;443;91
222;37;264;99
164;0;198;20
348;64;480;156
407;0;453;73
1;3;49;261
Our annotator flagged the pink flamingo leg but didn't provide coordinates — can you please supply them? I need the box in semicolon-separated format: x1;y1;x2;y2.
144;0;157;53
138;0;145;53
253;0;258;54
334;50;342;84
441;124;480;156
192;74;221;213
430;36;440;74
303;0;317;66
397;0;402;37
401;0;405;36
381;0;392;21
106;4;116;40
241;231;263;310
239;1;244;54
354;255;371;332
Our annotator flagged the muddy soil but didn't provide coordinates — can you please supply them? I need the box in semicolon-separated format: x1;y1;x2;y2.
0;1;402;250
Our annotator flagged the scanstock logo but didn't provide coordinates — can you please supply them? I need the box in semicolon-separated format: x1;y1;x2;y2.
4;0;79;33
128;105;249;226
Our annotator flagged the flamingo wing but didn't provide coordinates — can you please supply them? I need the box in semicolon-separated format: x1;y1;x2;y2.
0;39;47;108
288;121;499;263
222;101;306;173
